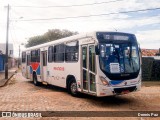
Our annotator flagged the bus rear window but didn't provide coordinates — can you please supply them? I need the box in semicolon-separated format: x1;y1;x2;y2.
31;49;40;62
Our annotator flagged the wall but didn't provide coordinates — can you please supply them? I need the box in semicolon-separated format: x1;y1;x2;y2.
151;59;160;80
142;57;160;81
0;55;17;71
0;43;13;57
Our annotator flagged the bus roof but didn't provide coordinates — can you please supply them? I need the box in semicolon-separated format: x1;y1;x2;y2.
23;31;135;52
23;31;95;52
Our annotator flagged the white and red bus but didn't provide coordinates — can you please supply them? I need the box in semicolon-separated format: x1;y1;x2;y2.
22;31;141;97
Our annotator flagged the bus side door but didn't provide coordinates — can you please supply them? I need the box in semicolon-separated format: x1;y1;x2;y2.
81;44;96;93
41;51;47;82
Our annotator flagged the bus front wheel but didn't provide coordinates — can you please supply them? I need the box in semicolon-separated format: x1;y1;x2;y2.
68;80;78;97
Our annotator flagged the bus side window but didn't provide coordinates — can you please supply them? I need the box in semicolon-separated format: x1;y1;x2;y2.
54;44;65;62
65;41;79;62
59;44;65;62
22;52;26;63
48;46;53;62
54;45;58;62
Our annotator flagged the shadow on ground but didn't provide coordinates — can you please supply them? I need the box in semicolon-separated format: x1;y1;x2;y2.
27;81;134;107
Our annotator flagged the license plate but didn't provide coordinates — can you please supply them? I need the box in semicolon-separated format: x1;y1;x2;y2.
121;90;130;94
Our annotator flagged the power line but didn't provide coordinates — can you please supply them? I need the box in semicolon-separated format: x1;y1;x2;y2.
12;0;123;8
13;7;160;21
11;9;23;18
26;15;160;24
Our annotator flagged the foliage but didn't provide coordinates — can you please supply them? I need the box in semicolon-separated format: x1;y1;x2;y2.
25;29;78;48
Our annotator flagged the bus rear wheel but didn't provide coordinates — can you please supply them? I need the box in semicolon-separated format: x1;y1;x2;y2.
68;80;78;97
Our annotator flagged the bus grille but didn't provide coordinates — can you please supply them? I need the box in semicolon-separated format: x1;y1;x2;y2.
114;86;136;94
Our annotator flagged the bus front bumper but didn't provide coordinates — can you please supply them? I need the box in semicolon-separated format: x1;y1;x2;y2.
96;82;141;97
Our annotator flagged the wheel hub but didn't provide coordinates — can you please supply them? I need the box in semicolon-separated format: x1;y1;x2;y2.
71;82;77;94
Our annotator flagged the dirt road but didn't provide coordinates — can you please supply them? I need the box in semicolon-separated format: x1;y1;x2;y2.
0;72;159;120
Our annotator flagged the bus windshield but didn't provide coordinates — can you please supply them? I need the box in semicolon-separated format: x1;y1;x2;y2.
96;32;140;80
99;43;140;74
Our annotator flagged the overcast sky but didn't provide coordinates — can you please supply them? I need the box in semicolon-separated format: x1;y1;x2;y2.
0;0;160;57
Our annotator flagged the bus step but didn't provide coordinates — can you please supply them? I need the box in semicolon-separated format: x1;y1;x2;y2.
42;81;48;85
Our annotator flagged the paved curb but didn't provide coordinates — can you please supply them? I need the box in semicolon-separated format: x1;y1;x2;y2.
0;69;18;87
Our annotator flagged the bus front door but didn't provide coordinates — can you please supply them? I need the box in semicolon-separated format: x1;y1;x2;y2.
41;51;47;82
82;45;96;94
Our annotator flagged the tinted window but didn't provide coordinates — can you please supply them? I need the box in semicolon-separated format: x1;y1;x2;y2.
53;44;65;62
31;50;36;62
31;49;40;62
37;49;40;62
43;52;47;66
48;46;54;62
27;54;31;66
54;45;59;62
65;41;79;62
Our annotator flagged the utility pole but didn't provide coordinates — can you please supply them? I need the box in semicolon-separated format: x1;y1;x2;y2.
5;4;10;79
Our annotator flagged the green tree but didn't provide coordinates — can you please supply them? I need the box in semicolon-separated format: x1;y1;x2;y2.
25;29;78;48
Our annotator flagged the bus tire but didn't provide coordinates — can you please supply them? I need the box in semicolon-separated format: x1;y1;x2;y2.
68;79;78;97
33;74;40;86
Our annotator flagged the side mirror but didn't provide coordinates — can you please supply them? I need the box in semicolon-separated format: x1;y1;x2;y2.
95;45;100;55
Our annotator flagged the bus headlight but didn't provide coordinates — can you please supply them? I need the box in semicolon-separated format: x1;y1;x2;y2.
99;76;109;86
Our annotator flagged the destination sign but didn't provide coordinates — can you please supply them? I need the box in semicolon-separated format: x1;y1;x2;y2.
103;34;129;41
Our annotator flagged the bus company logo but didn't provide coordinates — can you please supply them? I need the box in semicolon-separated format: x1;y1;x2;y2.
54;67;64;71
31;63;40;71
